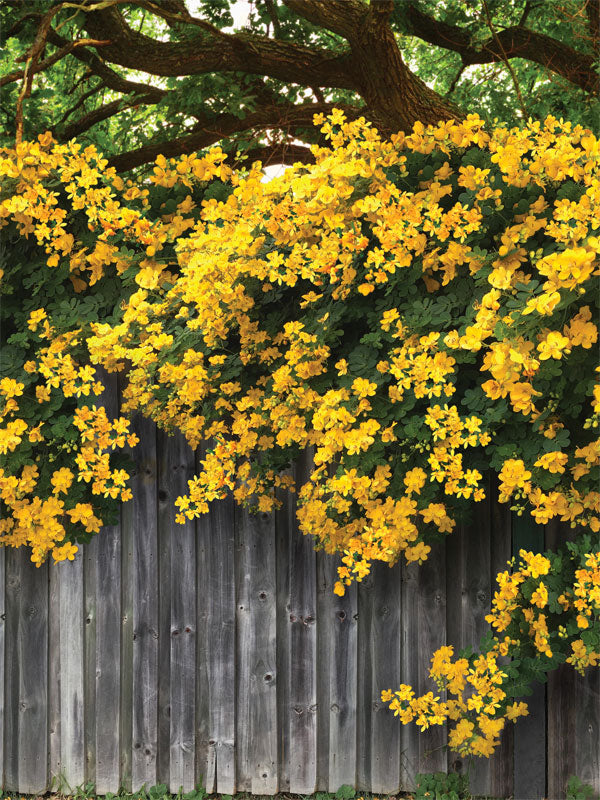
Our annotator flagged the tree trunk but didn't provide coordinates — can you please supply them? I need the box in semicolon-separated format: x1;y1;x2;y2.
349;6;462;136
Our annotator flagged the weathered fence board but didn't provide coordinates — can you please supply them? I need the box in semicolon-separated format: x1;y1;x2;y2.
513;514;547;800
2;425;599;797
162;431;197;793
5;552;48;793
130;414;160;790
0;547;4;789
58;552;85;788
288;450;318;795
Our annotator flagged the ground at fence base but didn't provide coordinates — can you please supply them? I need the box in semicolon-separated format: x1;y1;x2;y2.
2;772;598;800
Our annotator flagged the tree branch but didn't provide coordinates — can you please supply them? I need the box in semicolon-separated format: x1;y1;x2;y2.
107;101;359;172
482;0;527;117
280;0;366;40
229;141;314;169
402;1;598;93
586;0;600;46
57;92;162;140
82;5;356;88
262;0;282;39
1;38;110;89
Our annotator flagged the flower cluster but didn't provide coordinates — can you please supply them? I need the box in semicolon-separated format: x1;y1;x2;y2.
1;112;598;753
383;543;600;756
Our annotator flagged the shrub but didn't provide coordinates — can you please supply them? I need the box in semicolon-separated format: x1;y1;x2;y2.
1;112;598;757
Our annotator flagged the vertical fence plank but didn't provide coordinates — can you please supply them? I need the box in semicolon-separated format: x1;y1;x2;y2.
84;540;97;786
163;432;197;793
129;414;159;790
156;433;171;789
5;551;48;793
94;522;121;793
418;542;447;775
575;667;600;793
0;547;4;789
322;554;357;792
489;488;514;800
48;557;61;790
513;513;546;800
445;493;491;794
4;549;19;792
58;551;85;789
288;450;318;794
91;369;121;793
235;508;252;794
195;446;211;790
400;557;420;790
546;521;600;798
120;460;134;790
249;511;278;793
236;507;278;794
275;476;292;794
400;540;447;790
316;551;331;791
197;489;236;793
357;561;402;794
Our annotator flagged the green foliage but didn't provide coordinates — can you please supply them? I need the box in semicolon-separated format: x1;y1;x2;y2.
413;772;470;800
567;775;600;800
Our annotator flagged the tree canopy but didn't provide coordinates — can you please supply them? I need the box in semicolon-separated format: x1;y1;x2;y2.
1;0;599;172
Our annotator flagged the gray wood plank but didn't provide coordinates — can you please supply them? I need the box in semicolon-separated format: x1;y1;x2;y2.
400;539;446;789
275;472;293;793
130;414;159;790
94;521;121;792
11;551;49;793
547;662;577;799
157;430;171;789
235;507;253;794
288;450;318;794
489;486;514;799
445;488;491;794
400;557;420;791
58;550;85;789
323;555;357;792
249;511;278;793
417;539;447;775
237;506;278;793
91;369;120;793
546;521;600;797
119;373;135;792
162;432;197;793
512;513;546;800
197;479;237;793
0;546;4;789
575;666;600;794
316;550;330;792
84;539;97;785
48;554;61;790
4;549;19;792
195;444;212;791
357;561;402;793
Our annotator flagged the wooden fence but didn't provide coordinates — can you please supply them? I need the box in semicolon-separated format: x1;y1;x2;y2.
1;375;599;798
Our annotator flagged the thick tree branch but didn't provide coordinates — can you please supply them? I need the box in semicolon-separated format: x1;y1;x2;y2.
26;20;171;98
82;6;356;88
402;2;598;93
57;92;162;140
107;102;358;172
280;0;366;40
229;141;314;168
